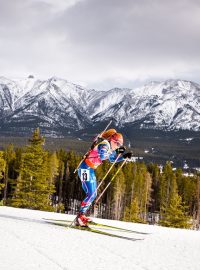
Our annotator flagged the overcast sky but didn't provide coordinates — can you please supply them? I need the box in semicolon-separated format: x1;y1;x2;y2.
0;0;200;90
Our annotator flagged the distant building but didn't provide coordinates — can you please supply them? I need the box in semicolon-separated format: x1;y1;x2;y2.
159;165;163;174
183;172;194;177
183;162;189;170
193;167;200;172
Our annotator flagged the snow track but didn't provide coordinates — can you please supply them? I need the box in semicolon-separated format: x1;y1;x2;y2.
0;207;200;270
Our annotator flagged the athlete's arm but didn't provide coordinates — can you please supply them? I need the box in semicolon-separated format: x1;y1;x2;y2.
98;143;110;161
108;151;124;163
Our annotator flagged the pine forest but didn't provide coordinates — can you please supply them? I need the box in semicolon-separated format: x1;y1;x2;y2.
0;128;200;230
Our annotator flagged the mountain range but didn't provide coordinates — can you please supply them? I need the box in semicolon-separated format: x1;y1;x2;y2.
0;76;199;137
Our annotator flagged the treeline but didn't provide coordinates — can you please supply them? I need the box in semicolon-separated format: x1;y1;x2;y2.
0;128;200;229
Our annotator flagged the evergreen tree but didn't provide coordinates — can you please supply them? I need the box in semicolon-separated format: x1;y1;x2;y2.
47;152;60;211
0;151;6;201
8;148;22;203
122;162;135;212
159;162;177;211
121;162;152;223
176;168;196;216
147;163;161;212
12;128;55;211
123;198;143;223
132;163;152;221
159;193;191;229
3;144;16;205
65;150;82;211
112;169;126;220
143;171;152;220
55;149;67;209
195;175;200;229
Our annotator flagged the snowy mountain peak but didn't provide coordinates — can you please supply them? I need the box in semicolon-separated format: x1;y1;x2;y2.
0;77;199;135
91;80;199;130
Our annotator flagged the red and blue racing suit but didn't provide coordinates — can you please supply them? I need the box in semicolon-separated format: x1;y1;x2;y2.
78;140;124;213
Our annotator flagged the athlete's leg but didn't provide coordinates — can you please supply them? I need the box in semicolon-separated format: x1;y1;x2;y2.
78;163;97;214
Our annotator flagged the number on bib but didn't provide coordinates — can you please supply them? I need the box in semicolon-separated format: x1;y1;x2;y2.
81;169;90;181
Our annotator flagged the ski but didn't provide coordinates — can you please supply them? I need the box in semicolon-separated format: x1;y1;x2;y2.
43;218;149;235
44;219;144;241
89;221;149;235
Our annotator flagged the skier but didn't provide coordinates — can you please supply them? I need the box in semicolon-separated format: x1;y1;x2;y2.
76;129;133;227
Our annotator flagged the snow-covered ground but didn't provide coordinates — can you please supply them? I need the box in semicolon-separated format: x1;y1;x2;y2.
0;206;200;270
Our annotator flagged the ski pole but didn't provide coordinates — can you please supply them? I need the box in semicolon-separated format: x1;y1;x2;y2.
74;120;112;173
94;158;128;205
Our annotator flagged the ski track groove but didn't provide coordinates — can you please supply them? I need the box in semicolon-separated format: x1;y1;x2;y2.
0;216;69;270
1;213;143;270
2;208;199;270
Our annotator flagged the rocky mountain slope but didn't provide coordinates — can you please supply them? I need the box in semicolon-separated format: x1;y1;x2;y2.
0;76;199;136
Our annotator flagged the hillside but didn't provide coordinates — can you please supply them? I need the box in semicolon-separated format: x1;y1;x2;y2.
0;131;200;168
0;206;200;270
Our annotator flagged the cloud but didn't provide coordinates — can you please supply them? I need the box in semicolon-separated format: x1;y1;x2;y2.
0;0;200;89
59;0;200;63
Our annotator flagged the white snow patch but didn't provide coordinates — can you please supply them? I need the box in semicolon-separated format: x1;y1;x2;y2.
0;207;200;270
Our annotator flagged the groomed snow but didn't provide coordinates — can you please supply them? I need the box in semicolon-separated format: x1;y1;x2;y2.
0;206;200;270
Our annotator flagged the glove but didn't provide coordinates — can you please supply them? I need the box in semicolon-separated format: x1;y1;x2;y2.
123;152;133;159
116;146;126;154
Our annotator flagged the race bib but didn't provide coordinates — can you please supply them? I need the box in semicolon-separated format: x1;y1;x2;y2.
81;169;90;182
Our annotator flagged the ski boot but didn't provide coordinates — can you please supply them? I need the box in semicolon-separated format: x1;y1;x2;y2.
75;213;92;227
